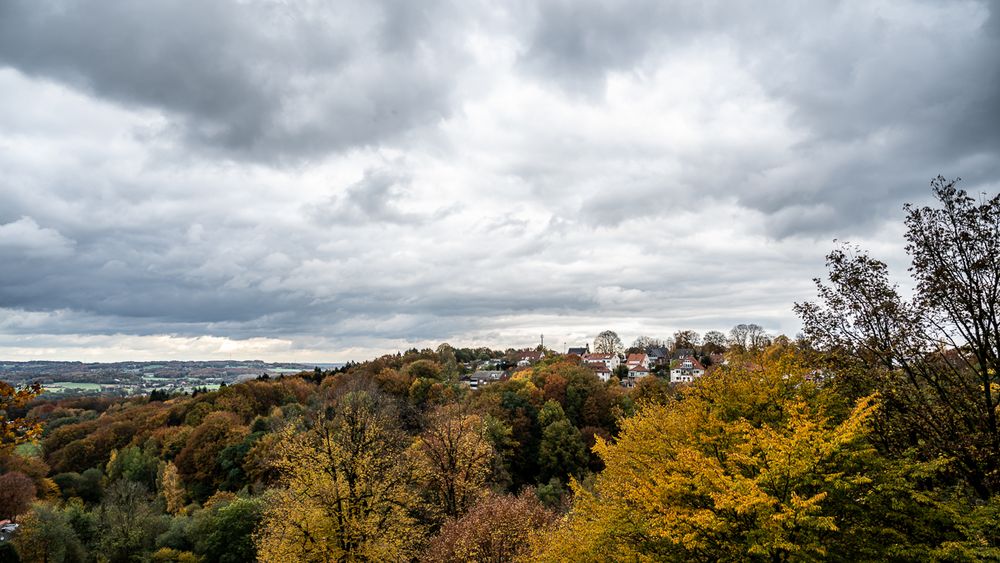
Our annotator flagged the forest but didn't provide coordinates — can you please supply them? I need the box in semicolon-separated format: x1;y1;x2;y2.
1;177;999;562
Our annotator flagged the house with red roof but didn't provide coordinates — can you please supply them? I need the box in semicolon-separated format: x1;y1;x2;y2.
582;352;620;371
625;353;649;369
624;364;651;387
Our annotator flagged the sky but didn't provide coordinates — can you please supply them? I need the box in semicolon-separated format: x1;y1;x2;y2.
0;0;998;362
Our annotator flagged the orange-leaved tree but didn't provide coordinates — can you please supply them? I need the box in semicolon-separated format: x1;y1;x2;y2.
0;381;42;452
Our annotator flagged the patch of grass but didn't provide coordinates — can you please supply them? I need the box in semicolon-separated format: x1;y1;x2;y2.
15;441;42;457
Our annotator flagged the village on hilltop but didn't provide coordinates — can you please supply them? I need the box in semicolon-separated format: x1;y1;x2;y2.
459;327;760;390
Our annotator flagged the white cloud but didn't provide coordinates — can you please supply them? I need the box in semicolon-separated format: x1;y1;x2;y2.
0;216;75;258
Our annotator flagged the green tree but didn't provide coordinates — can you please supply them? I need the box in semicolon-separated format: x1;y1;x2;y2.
436;344;460;381
96;480;165;563
154;513;194;553
216;432;262;492
536;401;588;483
11;502;85;563
471;378;543;489
53;469;104;504
63;498;98;549
529;356;621;430
149;548;200;563
189;496;264;563
106;445;160;490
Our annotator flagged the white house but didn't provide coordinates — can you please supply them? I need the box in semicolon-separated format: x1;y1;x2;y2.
590;364;612;382
462;370;505;389
582;353;620;371
625;364;651;387
670;358;706;383
515;350;544;367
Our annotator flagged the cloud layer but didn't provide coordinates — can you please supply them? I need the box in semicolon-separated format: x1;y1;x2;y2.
0;0;997;361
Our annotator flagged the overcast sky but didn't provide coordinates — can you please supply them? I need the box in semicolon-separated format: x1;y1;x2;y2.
1;0;998;362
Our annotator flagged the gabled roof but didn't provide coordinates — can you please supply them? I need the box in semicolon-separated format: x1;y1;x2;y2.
468;370;505;381
673;348;695;359
647;346;669;358
567;346;590;356
672;358;706;371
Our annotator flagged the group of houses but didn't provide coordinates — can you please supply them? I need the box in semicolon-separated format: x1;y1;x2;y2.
572;346;708;386
460;345;714;390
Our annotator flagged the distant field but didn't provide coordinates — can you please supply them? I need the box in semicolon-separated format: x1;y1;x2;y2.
15;442;41;457
184;384;222;392
47;382;102;391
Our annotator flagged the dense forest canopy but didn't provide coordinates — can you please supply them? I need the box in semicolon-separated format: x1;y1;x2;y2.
1;179;999;561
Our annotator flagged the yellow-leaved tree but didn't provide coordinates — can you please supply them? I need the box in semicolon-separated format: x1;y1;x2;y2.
255;389;423;562
158;461;186;515
533;347;956;562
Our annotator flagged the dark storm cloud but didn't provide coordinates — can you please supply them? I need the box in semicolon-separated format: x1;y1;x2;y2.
524;0;1000;236
0;225;304;326
520;0;670;92
519;1;801;92
0;0;466;161
310;168;453;226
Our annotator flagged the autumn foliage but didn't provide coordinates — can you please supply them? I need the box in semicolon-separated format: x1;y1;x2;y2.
424;492;558;562
0;381;42;452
